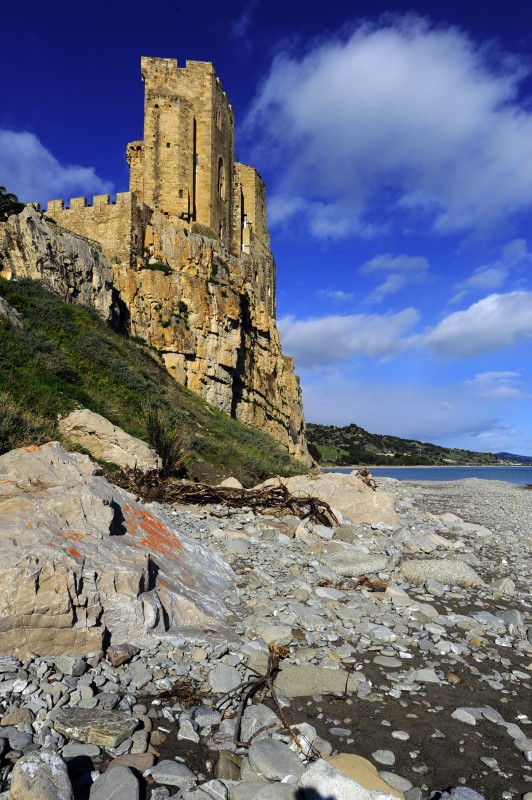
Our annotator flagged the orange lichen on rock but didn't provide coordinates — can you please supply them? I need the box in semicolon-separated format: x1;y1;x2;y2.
123;504;183;557
55;531;85;542
67;546;82;558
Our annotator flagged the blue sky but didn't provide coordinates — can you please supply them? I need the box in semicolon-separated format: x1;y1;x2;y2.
2;0;532;455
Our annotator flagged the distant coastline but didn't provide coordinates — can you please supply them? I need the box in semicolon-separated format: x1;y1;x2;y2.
325;464;532;485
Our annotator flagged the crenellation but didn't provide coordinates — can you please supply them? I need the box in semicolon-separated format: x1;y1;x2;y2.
70;197;88;211
47;200;65;214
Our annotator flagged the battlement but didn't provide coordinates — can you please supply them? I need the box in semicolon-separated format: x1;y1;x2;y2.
45;192;145;267
47;192;135;215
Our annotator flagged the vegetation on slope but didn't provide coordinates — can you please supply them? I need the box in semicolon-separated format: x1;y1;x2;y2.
306;422;508;467
0;278;306;485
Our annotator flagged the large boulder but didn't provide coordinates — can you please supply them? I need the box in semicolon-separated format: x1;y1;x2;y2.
58;408;161;473
0;442;234;656
262;472;398;526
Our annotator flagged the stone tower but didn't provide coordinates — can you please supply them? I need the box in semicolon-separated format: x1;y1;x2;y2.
128;57;235;252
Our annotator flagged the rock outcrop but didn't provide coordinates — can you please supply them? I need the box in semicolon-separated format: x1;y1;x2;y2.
0;442;234;656
0;206;120;325
116;210;307;460
0;206;309;462
263;471;399;526
58;409;161;473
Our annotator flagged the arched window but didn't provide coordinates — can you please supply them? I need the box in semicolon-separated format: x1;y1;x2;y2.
218;157;225;200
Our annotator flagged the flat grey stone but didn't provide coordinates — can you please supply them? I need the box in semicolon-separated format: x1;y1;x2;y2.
63;742;101;758
241;705;281;743
55;655;86;677
209;664;242;694
374;656;402;668
451;708;478;726
229;784;268;800
399;558;483;587
54;707;138;747
149;759;197;786
178;719;200;743
411;668;440;683
272;664;359;698
379;771;414;791
372;749;395;766
90;766;139;800
248;739;305;780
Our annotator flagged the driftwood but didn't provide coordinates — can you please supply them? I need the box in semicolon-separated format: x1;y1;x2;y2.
214;644;305;751
110;469;340;527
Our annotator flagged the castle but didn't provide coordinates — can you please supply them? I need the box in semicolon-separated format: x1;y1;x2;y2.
34;58;308;460
45;58;275;314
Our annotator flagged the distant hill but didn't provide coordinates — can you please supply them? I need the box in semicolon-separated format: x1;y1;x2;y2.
495;452;532;465
306;422;529;466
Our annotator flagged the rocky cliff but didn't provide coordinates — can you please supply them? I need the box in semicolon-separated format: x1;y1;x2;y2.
0;207;309;462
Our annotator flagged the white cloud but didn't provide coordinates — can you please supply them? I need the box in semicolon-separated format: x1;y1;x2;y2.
301;375;499;442
450;238;532;303
426;291;532;357
359;253;429;302
466;370;529;399
0;129;113;205
246;16;532;239
317;289;355;302
231;0;260;44
279;308;418;368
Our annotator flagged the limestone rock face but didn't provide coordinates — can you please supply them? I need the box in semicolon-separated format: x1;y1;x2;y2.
114;212;309;461
58;409;161;473
0;206;118;324
0;442;234;657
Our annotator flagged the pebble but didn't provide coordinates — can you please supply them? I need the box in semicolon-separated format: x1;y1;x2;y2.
372;749;396;766
0;476;528;799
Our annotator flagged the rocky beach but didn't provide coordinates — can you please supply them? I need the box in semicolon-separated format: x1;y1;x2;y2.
0;445;531;800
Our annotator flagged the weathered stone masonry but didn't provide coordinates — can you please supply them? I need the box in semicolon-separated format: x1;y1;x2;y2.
24;57;308;461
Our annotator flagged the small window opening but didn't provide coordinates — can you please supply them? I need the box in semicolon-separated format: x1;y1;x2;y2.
178;189;183;198
218;157;225;200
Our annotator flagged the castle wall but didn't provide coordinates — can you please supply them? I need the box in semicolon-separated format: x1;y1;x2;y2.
45;193;147;268
234;163;270;251
233;163;275;314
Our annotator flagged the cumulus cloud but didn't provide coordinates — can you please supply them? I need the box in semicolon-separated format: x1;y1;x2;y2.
466;370;529;399
279;308;418;368
245;16;532;239
359;253;429;302
0;129;112;205
426;291;532;357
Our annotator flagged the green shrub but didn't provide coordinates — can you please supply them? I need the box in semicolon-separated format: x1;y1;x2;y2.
145;405;190;477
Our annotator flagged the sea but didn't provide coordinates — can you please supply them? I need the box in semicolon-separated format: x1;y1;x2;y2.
326;465;532;485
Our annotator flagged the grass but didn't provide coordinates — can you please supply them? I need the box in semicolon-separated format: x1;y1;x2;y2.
0;278;307;486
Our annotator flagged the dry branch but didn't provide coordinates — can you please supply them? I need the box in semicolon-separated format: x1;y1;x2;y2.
111;470;340;527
